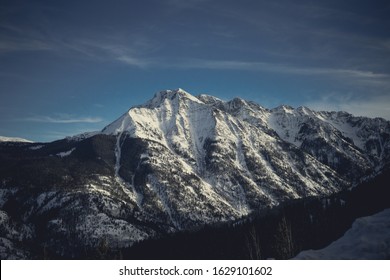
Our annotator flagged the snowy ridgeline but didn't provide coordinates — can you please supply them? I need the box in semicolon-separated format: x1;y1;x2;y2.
294;209;390;259
0;136;32;143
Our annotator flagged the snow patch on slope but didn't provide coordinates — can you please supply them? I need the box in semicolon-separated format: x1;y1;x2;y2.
294;209;390;259
29;145;44;150
56;148;75;157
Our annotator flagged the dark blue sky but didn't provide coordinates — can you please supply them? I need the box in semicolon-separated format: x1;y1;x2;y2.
1;0;389;142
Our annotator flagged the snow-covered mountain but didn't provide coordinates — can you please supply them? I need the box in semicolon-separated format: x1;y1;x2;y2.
0;88;389;259
100;89;388;215
0;136;33;143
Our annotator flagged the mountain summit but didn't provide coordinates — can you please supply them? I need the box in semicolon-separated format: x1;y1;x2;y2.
1;89;389;258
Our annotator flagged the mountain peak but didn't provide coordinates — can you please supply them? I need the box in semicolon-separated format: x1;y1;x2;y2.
296;106;315;116
145;88;202;108
196;94;224;107
273;105;295;113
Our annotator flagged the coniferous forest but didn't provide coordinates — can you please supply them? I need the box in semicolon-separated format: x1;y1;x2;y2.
29;168;389;260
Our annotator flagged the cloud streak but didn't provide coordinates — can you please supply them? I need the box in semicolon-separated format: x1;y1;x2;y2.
165;58;390;82
21;115;103;124
305;93;390;120
0;39;52;52
0;20;155;68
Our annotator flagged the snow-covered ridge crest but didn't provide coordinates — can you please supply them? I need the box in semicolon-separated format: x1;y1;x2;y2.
102;88;217;165
197;94;224;105
66;131;100;141
102;88;210;134
101;89;390;163
0;136;33;143
99;88;390;207
144;88;203;108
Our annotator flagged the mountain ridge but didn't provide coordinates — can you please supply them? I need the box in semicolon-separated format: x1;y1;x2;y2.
0;88;389;259
0;136;33;143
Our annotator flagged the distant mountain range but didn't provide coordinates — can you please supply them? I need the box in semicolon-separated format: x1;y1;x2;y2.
1;88;389;259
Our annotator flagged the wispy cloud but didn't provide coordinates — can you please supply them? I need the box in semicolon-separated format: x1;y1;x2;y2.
58;38;158;68
210;1;390;69
21;115;103;124
116;55;151;68
0;39;52;52
166;58;390;81
1;20;388;87
305;93;390;120
0;20;155;68
0;22;54;53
